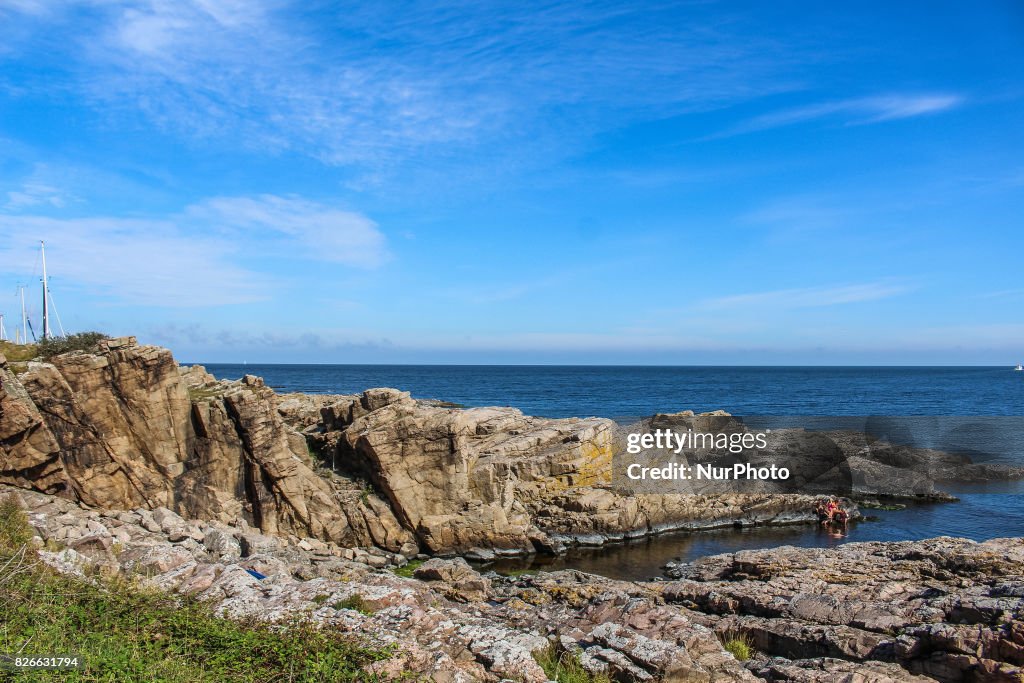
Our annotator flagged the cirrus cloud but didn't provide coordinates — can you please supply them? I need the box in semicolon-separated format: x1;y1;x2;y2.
0;194;389;307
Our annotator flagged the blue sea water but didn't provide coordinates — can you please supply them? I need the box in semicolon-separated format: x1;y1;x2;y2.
199;364;1024;418
199;363;1024;578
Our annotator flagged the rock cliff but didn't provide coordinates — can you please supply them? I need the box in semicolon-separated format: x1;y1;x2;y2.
2;339;411;551
0;351;64;493
1;338;835;556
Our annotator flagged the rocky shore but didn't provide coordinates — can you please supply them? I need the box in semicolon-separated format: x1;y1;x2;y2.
0;337;844;558
2;337;1022;681
5;485;1021;682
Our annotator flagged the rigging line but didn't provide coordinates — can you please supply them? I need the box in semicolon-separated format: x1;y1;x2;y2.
48;288;66;338
30;245;41;280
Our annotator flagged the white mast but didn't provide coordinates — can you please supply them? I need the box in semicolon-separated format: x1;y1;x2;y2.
19;285;27;343
40;240;50;340
0;313;5;341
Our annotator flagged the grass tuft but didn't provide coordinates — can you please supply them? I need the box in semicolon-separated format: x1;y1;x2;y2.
721;631;754;661
391;559;424;578
533;643;612;683
0;494;33;548
0;340;37;363
333;594;375;615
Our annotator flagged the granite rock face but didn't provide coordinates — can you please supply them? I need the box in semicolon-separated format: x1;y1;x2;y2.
0;352;64;493
305;391;833;555
334;393;617;553
4;339;411;550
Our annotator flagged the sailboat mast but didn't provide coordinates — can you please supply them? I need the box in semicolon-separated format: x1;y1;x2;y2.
20;286;27;343
40;240;50;340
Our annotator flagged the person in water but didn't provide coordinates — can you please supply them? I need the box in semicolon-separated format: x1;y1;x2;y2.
815;498;829;523
816;497;847;528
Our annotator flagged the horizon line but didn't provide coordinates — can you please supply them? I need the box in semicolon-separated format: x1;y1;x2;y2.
183;360;1023;369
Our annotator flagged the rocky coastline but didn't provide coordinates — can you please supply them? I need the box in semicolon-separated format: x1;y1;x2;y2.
2;337;1022;681
1;337;862;559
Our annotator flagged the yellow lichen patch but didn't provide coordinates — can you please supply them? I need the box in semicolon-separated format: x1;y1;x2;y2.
518;588;552;606
574;441;614;486
502;597;533;611
542;583;604;607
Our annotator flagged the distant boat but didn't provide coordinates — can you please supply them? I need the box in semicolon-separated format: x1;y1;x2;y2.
1016;363;1023;372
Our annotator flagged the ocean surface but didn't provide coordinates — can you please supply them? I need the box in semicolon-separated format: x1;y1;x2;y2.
199;364;1024;417
200;364;1024;578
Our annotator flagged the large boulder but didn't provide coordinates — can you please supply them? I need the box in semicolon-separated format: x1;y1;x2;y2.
413;557;492;602
0;352;65;493
340;397;615;553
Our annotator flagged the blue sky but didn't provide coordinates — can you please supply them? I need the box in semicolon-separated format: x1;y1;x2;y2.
0;1;1022;364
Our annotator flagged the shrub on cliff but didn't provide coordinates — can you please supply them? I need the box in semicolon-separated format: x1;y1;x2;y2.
36;331;109;359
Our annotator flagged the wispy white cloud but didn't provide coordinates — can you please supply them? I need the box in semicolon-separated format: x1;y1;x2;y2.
971;288;1024;301
1;0;809;167
2;163;79;209
717;93;963;138
0;0;50;16
0;216;267;307
743;195;853;231
188;195;390;268
0;194;389;307
698;281;910;311
5;181;68;209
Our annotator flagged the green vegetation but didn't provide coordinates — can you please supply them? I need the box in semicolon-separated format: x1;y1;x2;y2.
533;643;612;683
721;632;754;661
0;340;37;363
187;386;227;401
391;559;425;578
0;498;391;682
0;494;34;548
332;594;375;615
0;332;109;364
36;332;110;359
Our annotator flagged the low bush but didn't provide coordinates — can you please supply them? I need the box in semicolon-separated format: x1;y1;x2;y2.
35;331;109;359
0;494;33;548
